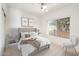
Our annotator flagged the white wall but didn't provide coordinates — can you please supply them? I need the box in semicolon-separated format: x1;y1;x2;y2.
6;8;40;29
40;4;79;46
6;8;23;29
0;4;6;55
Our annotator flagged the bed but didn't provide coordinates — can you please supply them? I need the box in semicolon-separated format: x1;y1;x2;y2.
17;28;51;56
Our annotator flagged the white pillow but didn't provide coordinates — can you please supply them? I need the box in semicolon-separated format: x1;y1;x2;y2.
30;32;38;36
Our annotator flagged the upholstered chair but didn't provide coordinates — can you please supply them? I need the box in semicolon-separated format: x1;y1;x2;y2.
63;35;79;56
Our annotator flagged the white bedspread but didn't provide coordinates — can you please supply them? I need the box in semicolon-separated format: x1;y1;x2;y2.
35;36;50;47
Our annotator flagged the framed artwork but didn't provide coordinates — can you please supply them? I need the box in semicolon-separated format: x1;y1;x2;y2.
48;17;70;38
21;17;28;27
29;19;34;27
21;17;34;27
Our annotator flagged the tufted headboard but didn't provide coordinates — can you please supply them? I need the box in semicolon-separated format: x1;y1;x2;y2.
18;28;39;34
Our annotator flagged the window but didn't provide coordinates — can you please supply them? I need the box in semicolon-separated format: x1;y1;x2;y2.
48;17;70;38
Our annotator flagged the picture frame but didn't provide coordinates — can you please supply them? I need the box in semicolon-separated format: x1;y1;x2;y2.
29;19;34;27
21;17;28;27
21;17;34;27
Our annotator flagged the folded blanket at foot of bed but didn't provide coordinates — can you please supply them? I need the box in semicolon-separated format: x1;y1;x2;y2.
20;39;40;49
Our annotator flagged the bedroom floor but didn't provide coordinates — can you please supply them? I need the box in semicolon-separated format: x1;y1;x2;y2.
3;42;79;56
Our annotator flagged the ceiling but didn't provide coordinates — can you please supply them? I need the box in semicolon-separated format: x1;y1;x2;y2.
7;3;71;17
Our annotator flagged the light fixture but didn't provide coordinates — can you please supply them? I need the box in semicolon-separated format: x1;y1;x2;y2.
41;3;48;13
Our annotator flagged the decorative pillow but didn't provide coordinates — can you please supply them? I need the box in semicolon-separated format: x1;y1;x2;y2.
21;32;30;38
25;34;30;38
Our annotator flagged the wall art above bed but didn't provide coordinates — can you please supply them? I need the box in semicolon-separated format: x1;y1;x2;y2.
21;17;34;27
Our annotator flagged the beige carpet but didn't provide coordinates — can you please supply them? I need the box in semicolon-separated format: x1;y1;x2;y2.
3;43;78;56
